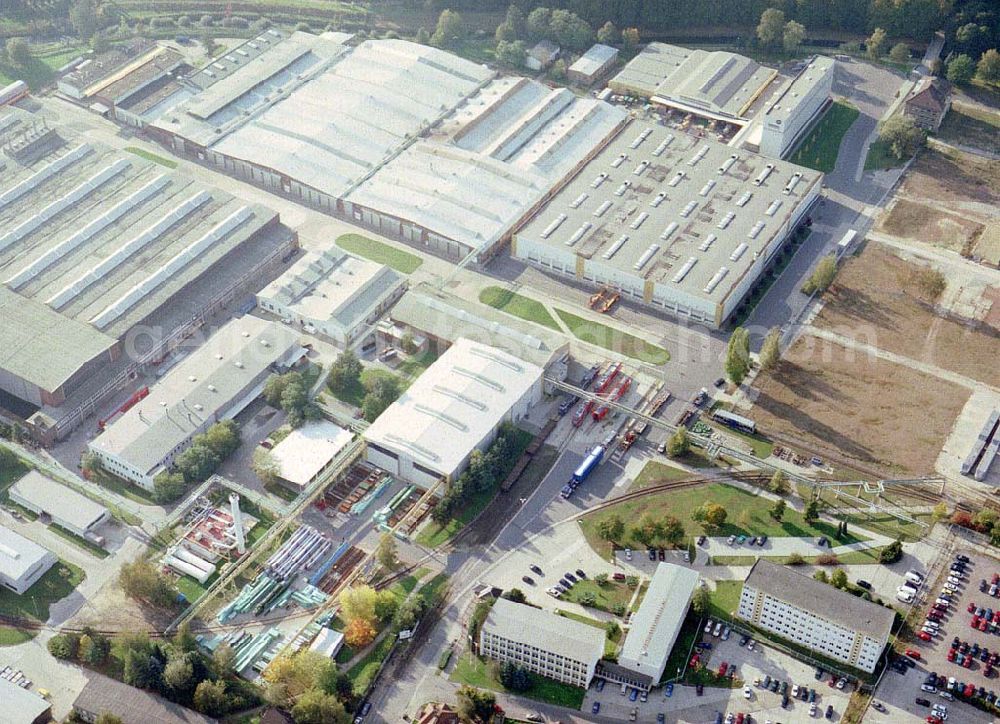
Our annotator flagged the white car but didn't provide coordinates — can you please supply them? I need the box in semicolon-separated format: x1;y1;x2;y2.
624;548;632;561
897;591;915;603
747;639;756;651
921;684;938;693
809;703;818;717
836;678;847;690
792;685;800;697
722;626;731;641
743;685;753;700
546;587;561;598
713;622;723;637
938;691;954;700
704;619;714;634
921;626;937;636
948;574;963;584
923;620;940;628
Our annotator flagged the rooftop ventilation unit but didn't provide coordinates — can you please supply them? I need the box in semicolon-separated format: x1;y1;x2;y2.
783;172;803;195
630;212;650;230
736;191;753;207
699;180;717;197
680;201;698;218
611;153;627;168
630;127;653;149
234;361;244;369
748;220;766;239
699;233;717;252
634;243;661;271
703;267;729;293
593;200;613;217
730;242;748;262
633;160;649;176
566;222;592;246
613;180;632;197
672;257;697;283
591;173;608;188
570;192;589;208
765;200;783;216
652;135;674;156
752;163;775;186
540;213;568;239
718;154;738;175
687;144;710;166
603;234;629;260
660;221;679;240
650;192;667;208
717;211;736;229
668;171;685;187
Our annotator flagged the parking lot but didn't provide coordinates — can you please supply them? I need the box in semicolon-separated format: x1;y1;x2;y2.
872;548;1000;724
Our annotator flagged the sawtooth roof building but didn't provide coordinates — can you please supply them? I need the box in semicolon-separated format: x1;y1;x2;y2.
146;31;626;263
610;44;777;121
88;316;305;490
513;120;822;328
363;338;543;487
0;524;57;595
0;108;292;441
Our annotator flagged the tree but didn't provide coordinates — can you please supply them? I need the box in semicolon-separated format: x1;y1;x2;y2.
605;620;621;639
499;661;531;692
376;532;400;571
632;513;663;546
252;448;281;486
344;617;377;648
594;572;609;586
977;49;1000;84
876;115;924;160
667;427;690;457
756;8;786;50
174;621;198;654
6;38;31;68
163;656;194;693
123;646;164;689
69;0;99;39
830;568;848;589
318;666;355;707
119;558;176;608
802;254;838;294
327;350;362;396
456;685;496;723
175;443;220;484
193;679;228;717
200;31;217;57
889;42;910;62
361;375;400;422
813;569;829;583
153;471;187;503
693;502;727;529
660;515;685;547
48;633;80;660
879;538;904;564
502;588;527;603
786;552;805;565
932;501;949;522
263;652;333;706
550;10;592;51
549;58;568;81
597;514;624;543
415;27;430;44
495;40;527;68
622;27;640;51
725;326;751;384
691;585;711;616
946;53;976;85
770;469;789;496
783;20;806;54
597;21;619;46
340;584;379;624
804;500;819;522
212;643;235;676
770;498;786;521
759;328;780;371
431;9;463;49
293;688;350;724
866;27;887;59
526;7;552;42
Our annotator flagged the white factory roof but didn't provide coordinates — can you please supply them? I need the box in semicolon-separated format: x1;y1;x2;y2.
0;677;51;723
482;597;605;661
89;316;303;478
619;563;700;677
515;119;821;307
0;524;55;584
257;248;404;332
270;420;354;487
762;55;836;125
363;338;542;476
9;470;108;532
569;44;619;77
611;44;775;118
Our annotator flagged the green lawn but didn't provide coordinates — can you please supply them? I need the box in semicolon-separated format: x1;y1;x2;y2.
124;147;179;168
789;101;861;173
0;561;84;622
562;578;636;615
937;105;1000;155
554;309;670;365
661;612;703;683
48;524;109;559
710;548;886;566
863;138;906;171
0;625;34;646
89;468;159;506
707;580;743;621
346;631;395;695
629;460;693;489
175;572;217;604
450;651;586;709
478;287;561;331
396;348;440;381
580;471;867;558
336;233;422;274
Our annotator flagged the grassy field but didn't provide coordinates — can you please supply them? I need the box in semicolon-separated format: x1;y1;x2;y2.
450;651;586;709
708;580;744;621
789;101;860;173
580;472;865;557
336;233;422;274
346;631;395;695
661;612;703;683
89;467;159;506
0;44;86;89
0;625;35;646
629;460;696;489
124;147;179;168
562;578;636;615
0;561;84;622
479;287;560;331
554;309;670;365
864;138;906;170
937;105;1000;155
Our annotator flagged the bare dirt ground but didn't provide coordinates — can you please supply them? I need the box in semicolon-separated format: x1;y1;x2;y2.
750;336;970;477
879;198;983;253
814;245;1000;388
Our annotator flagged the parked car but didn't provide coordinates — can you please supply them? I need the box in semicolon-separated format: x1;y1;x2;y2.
857;579;872;590
530;564;543;575
521;575;535;585
592;702;601;714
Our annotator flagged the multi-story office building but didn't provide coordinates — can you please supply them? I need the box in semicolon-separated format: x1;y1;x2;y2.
479;597;605;688
737;560;894;673
759;56;835;159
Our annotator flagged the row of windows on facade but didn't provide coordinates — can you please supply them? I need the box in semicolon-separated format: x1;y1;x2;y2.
482;637;587;672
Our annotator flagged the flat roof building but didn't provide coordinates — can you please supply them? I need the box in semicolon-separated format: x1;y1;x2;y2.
479;597;605;688
568;44;619;86
738;559;894;673
759;56;835;159
0;524;58;595
270;420;354;490
513;120;822;328
0;677;52;724
309;627;345;660
617;563;700;687
88;316;304;490
256;248;406;348
9;470;110;539
363;338;543;487
610;44;777;121
73;672;217;724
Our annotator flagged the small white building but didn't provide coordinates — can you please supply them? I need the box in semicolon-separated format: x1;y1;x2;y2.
759;56;836;159
362;338;543;487
269;420;355;491
8;470;110;539
309;627;345;660
256;248;406;348
479;597;605;688
568;44;619;86
0;524;58;595
526;40;560;71
738;559;894;673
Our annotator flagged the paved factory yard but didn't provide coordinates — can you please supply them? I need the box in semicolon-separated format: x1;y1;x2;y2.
749;334;970;477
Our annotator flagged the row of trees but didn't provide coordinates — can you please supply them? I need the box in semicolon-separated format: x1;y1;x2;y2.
262;650;354;722
431;422;524;525
944;48;1000;85
152;420;240;502
595;510;684;548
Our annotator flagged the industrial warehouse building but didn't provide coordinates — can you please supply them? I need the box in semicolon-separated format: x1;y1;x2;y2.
479;597;605;688
610;43;777;121
568;44;619;86
738;560;894;673
73;672;217;724
256;248;406;348
269;420;355;491
0;677;52;724
0;109;292;440
757;56;836;158
88;316;305;490
145;31;626;262
614;563;700;688
0;524;57;595
362;338;543;487
9;471;110;539
513;121;821;327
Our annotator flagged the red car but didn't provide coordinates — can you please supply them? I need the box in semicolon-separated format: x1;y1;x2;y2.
970;602;979;613
905;649;921;660
965;683;975;697
927;612;943;622
981;619;990;631
972;616;981;628
718;662;728;676
918;631;933;642
735;715;745;724
963;655;973;668
948;649;957;662
926;717;942;724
